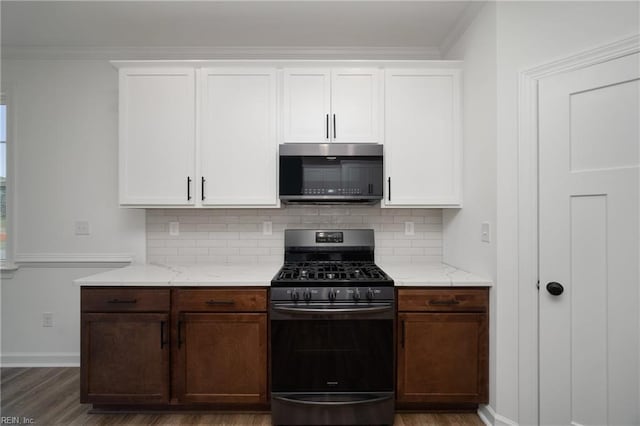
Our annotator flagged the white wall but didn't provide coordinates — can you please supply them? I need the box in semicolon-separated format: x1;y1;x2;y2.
443;2;639;424
442;0;498;414
3;59;145;260
1;59;145;365
492;2;638;425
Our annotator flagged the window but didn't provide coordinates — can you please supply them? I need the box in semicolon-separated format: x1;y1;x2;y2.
1;102;6;261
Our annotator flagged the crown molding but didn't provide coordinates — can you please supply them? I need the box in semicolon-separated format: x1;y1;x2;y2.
2;45;442;61
439;1;487;57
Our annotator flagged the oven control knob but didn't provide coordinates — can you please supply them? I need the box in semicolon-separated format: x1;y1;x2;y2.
303;289;312;301
366;288;375;300
328;288;337;301
353;289;361;301
290;290;300;301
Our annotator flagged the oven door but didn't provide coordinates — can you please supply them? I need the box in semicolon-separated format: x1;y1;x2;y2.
270;302;394;394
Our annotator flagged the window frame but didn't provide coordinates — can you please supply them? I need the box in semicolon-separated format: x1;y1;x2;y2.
1;92;15;271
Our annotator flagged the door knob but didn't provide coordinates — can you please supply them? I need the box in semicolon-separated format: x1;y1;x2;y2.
546;282;564;296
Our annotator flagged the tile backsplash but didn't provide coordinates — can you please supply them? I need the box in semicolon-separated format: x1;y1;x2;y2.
146;207;442;265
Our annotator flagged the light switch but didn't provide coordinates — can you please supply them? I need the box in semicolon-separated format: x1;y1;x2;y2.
169;222;180;236
481;222;491;243
74;221;91;236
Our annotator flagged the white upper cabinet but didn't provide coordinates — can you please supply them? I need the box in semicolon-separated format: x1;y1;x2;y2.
199;68;278;207
383;68;462;207
119;68;196;206
283;68;381;143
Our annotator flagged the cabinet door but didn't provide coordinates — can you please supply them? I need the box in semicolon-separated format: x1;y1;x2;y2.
200;68;278;206
175;313;268;404
282;69;331;143
397;312;488;404
384;69;462;207
81;312;170;404
119;68;196;206
331;68;381;143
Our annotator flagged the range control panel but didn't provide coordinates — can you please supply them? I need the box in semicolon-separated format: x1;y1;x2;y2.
316;231;343;243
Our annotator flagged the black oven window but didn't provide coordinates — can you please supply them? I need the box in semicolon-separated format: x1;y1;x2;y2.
271;319;393;393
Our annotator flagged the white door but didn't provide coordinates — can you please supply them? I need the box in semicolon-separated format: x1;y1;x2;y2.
330;69;381;143
119;68;196;206
282;69;331;143
199;68;278;206
383;69;462;207
539;53;639;425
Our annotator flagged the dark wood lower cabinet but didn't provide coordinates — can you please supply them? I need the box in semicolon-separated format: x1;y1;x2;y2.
80;312;170;404
175;313;268;404
80;286;269;409
397;288;489;407
81;286;489;411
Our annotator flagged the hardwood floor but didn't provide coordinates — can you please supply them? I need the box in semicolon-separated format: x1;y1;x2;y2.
1;368;484;425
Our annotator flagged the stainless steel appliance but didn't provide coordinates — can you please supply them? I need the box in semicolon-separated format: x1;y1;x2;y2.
270;229;395;426
279;144;383;205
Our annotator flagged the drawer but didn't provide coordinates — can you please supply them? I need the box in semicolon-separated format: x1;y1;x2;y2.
81;288;170;312
398;288;488;312
173;288;267;312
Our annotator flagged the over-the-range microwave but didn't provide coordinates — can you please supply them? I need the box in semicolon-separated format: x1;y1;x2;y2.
279;143;383;205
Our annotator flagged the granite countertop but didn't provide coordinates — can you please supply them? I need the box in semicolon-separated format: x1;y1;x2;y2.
377;262;492;287
74;263;282;287
75;262;492;287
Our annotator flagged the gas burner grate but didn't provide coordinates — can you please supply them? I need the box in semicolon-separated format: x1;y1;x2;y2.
275;261;390;282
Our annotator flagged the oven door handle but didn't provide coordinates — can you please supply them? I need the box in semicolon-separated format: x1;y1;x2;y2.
272;304;393;315
273;394;393;406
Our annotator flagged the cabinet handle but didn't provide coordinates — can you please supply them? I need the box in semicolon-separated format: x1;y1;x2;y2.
160;321;168;349
326;114;329;140
205;299;235;306
107;298;137;304
387;177;391;201
187;176;192;201
368;183;373;195
333;114;336;139
201;177;206;201
429;299;460;306
177;320;183;348
401;320;405;349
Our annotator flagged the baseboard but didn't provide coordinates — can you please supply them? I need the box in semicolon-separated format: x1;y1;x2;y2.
478;404;519;426
0;352;80;367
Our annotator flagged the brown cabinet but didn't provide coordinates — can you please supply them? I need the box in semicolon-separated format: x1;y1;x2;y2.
80;288;171;404
81;286;268;408
173;289;268;404
396;287;489;406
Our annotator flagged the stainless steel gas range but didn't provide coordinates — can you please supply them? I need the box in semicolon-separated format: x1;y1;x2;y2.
270;229;395;426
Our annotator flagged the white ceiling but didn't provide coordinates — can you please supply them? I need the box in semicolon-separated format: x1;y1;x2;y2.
1;1;480;59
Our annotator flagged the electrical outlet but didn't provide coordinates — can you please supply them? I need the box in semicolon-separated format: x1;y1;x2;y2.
169;222;180;236
42;312;53;327
404;221;415;236
74;221;91;236
481;222;491;243
263;221;273;236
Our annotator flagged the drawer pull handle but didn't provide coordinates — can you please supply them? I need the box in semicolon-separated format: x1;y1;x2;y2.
205;300;235;306
429;299;460;306
107;298;138;304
